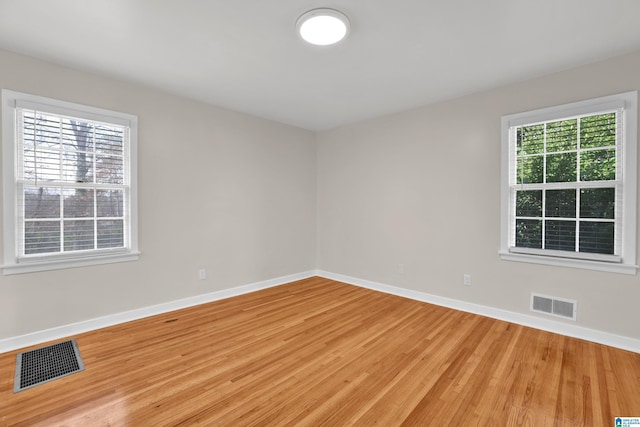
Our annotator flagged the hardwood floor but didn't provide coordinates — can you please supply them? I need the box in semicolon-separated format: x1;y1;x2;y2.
1;277;639;426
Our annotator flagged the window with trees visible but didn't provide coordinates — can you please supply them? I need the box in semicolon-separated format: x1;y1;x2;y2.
500;92;637;274
2;90;139;274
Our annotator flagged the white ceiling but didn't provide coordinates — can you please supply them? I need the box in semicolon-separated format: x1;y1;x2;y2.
1;1;640;131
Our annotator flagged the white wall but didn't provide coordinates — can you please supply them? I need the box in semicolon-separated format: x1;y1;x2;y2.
316;51;640;340
2;46;640;346
0;49;317;340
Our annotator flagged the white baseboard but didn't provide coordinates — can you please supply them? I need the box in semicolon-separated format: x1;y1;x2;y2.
5;269;638;355
316;270;640;354
0;270;316;354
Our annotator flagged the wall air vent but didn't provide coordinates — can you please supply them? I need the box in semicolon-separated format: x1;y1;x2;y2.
531;293;576;320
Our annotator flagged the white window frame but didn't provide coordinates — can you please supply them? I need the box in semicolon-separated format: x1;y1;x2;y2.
1;90;139;274
500;92;637;275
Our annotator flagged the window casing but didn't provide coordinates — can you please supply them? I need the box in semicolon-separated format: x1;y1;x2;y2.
2;90;139;274
500;92;637;274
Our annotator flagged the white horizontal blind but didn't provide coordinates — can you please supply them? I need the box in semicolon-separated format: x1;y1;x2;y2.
508;109;622;261
16;107;130;260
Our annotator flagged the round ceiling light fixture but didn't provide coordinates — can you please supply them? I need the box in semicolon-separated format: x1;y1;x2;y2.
297;8;350;46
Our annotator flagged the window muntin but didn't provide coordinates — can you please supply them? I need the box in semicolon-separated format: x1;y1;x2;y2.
500;92;637;274
2;90;139;274
511;112;620;259
19;109;128;258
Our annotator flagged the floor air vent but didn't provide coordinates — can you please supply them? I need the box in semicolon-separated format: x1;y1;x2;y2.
531;293;576;320
14;339;85;393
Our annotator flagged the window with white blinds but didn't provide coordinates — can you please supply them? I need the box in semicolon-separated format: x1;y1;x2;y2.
2;90;139;274
500;92;637;274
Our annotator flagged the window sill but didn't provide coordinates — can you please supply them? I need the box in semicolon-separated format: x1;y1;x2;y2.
499;250;637;275
2;251;140;275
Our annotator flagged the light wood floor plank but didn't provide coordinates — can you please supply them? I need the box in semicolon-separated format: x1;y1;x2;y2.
1;277;639;426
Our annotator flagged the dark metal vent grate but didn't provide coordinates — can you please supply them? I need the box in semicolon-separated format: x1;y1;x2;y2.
14;339;85;393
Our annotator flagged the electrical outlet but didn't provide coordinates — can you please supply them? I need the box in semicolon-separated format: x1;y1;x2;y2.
463;274;471;286
198;269;206;280
399;263;405;274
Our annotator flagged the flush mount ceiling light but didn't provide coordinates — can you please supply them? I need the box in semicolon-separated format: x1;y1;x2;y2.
297;8;350;46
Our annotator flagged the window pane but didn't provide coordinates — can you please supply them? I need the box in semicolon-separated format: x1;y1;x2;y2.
517;155;543;184
516;190;542;217
580;149;615;181
516;219;542;248
24;148;60;182
63;189;95;218
64;220;95;251
97;190;124;217
97;220;124;249
546;152;577;183
24;112;61;150
96;155;124;184
62;119;95;151
25;221;60;254
24;187;60;219
95;125;124;156
546;119;577;153
62;151;94;183
517;124;544;155
580;113;616;149
579;222;614;254
580;188;615;219
545;220;576;251
545;189;576;218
